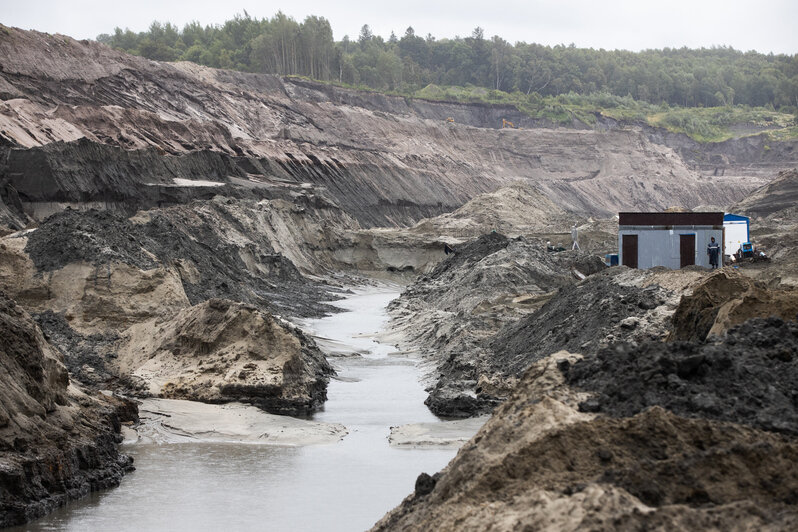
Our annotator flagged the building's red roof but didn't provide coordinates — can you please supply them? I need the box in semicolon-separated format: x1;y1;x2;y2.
618;212;724;226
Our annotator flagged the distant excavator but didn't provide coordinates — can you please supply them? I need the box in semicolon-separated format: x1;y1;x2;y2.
502;118;515;129
446;117;455;123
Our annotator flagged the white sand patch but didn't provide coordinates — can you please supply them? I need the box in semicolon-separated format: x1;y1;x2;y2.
127;398;347;446
388;416;490;448
172;178;225;187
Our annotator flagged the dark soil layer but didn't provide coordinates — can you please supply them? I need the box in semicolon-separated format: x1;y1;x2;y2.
33;311;141;393
25;209;158;271
1;434;134;528
4;139;249;215
490;268;666;376
564;317;798;435
25;207;336;318
0;177;27;232
138;208;315;313
0;292;134;527
425;232;511;278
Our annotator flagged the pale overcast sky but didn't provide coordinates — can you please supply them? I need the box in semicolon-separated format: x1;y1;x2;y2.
1;0;796;54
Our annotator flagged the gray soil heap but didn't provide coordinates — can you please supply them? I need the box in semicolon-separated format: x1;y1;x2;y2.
565;317;798;435
490;267;675;375
24;205;336;318
0;292;134;527
390;232;606;417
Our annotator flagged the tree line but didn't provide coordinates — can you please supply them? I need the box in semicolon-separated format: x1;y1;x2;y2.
97;12;798;112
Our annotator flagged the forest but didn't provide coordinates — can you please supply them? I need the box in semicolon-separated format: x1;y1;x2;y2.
98;12;798;117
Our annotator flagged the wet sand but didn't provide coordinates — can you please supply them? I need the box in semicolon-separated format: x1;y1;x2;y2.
125;398;347;445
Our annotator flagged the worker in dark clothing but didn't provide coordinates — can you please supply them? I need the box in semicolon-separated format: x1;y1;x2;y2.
707;237;721;269
444;243;455;255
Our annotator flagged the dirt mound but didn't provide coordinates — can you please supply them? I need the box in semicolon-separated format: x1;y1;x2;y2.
425;231;511;277
116;298;334;415
734;168;798;219
409;184;575;238
479;407;798;508
489;267;675;376
565;317;798;435
0;292;133;527
373;395;798;531
389;233;606;417
670;268;798;341
414;234;605;317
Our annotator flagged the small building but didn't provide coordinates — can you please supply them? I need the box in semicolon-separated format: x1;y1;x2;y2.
723;213;750;257
618;212;724;269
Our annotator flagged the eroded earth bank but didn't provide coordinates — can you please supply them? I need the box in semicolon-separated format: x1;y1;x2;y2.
2;24;798;530
374;170;798;530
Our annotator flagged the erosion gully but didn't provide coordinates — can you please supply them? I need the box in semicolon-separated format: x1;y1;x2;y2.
18;286;459;532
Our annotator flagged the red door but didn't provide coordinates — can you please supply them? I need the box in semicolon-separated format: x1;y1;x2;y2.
680;234;695;268
622;234;638;268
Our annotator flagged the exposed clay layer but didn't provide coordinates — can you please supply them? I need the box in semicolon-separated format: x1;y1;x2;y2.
0;292;134;527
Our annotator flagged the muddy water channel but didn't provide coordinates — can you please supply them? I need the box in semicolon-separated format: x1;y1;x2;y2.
21;287;462;532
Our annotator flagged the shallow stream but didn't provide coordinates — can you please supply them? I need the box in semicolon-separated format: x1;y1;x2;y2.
20;287;459;532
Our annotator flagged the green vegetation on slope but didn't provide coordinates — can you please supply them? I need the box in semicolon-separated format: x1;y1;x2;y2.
96;11;798;142
408;86;797;142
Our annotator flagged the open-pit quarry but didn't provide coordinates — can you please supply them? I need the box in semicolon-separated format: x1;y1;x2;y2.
2;24;798;531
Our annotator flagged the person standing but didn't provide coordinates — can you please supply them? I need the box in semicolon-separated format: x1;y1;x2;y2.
707;237;721;269
571;223;580;250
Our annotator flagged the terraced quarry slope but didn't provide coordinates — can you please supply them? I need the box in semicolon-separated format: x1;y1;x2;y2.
2;25;792;231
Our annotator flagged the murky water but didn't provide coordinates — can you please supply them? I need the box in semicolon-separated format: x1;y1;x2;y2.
19;288;458;532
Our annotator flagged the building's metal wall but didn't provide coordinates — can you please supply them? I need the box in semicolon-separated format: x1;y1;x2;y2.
618;226;724;269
